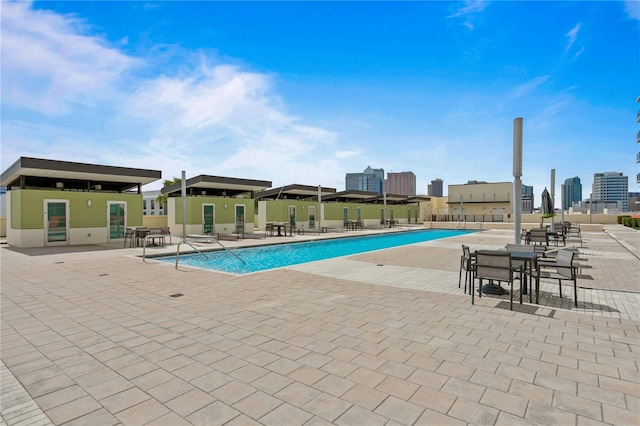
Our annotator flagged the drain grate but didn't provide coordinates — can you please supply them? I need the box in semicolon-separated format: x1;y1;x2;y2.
169;293;184;298
99;274;109;276
55;261;64;264
376;264;384;266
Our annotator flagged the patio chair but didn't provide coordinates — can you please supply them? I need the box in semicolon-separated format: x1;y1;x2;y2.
528;229;548;247
161;227;172;244
134;227;149;247
532;249;578;306
564;223;583;247
265;223;274;237
148;227;165;246
472;250;522;310
458;245;475;294
124;228;135;248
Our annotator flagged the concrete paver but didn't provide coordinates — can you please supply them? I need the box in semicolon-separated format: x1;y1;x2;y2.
1;225;639;425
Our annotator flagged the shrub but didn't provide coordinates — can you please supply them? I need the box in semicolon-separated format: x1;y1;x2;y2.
617;215;630;224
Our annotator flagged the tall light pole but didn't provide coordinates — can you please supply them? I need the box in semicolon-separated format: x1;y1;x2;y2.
513;118;523;243
550;169;555;232
181;170;187;238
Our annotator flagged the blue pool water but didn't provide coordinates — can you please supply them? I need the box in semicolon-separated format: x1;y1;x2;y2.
157;229;476;274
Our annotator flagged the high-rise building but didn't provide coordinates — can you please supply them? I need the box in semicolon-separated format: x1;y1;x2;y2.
593;172;629;212
522;184;534;213
345;166;384;194
384;171;416;196
428;178;443;197
563;177;582;210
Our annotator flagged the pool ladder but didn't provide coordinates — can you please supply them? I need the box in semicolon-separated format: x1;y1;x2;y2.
173;238;245;269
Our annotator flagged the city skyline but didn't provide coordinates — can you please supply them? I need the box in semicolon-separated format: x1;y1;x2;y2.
1;1;638;204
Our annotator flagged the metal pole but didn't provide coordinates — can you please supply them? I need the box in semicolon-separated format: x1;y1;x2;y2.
317;185;321;231
561;183;565;225
513;117;523;244
550;169;555;232
181;171;186;238
383;192;387;226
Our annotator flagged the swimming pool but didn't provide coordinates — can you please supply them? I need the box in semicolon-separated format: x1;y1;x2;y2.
157;229;476;274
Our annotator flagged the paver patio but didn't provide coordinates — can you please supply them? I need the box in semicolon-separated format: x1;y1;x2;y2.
1;226;639;425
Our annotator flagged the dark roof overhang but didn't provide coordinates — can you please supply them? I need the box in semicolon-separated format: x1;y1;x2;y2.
161;174;272;197
254;184;337;200
0;157;161;192
322;190;380;203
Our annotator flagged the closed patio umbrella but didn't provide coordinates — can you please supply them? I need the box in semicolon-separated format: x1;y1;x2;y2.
540;187;555;228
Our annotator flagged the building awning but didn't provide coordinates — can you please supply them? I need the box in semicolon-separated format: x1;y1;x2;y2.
254;184;337;200
0;157;162;193
161;175;272;197
322;190;380;203
364;193;412;204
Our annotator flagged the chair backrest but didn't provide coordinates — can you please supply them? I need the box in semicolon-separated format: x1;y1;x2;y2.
529;229;548;245
555;250;575;278
475;251;513;282
461;245;472;268
506;244;534;253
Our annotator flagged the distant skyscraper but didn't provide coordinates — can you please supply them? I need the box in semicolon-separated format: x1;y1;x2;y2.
522;184;534;213
428;178;443;197
345;166;384;194
563;177;582;210
384;171;416;196
593;172;628;211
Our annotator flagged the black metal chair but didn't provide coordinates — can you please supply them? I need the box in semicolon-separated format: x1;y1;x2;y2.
123;228;134;248
458;245;475;294
472;250;522;310
528;229;549;247
531;249;578;306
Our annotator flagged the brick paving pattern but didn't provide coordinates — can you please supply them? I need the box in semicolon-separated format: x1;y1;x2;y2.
1;225;638;425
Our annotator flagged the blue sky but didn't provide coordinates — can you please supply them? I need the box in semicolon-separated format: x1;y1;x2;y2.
2;1;639;200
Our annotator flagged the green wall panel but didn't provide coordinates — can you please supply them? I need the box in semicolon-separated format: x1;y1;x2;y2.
9;189;143;230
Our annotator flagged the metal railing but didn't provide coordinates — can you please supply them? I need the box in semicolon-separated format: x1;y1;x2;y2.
440;214;505;223
176;237;245;269
165;237;246;269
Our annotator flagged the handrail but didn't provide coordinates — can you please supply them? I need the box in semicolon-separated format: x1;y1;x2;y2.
174;236;246;269
174;239;209;269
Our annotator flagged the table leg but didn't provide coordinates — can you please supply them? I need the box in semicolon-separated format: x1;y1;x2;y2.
529;261;533;304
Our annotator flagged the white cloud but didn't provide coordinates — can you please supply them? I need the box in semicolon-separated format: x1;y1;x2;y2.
448;0;489;19
624;0;640;20
507;76;550;101
334;150;361;159
1;2;342;189
125;61;338;184
565;23;581;51
0;2;137;115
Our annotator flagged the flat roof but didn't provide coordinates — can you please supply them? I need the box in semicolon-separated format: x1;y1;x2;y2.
322;190;381;202
161;175;272;197
254;184;337;200
0;157;162;192
364;193;417;204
